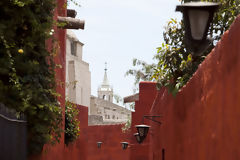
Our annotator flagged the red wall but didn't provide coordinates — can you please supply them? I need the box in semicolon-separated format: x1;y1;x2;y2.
150;16;240;160
130;82;158;160
62;105;89;160
54;0;67;146
87;125;131;160
30;105;88;160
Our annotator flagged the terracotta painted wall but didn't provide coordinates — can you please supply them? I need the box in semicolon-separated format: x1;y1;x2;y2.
150;16;240;160
130;82;158;160
54;0;67;147
62;105;89;160
30;105;88;160
87;125;131;160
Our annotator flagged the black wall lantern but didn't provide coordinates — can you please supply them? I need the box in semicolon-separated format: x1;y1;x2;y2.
120;142;129;150
176;2;219;56
135;124;150;138
134;133;143;144
97;142;102;148
134;115;162;144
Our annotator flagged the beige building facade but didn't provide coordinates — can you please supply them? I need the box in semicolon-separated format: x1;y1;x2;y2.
65;30;91;108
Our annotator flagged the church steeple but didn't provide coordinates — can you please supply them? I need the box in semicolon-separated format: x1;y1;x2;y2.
98;62;113;102
102;62;109;86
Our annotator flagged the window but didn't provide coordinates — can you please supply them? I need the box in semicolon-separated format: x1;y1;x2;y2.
71;41;77;56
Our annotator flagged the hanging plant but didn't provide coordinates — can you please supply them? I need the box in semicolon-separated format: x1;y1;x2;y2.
65;100;80;145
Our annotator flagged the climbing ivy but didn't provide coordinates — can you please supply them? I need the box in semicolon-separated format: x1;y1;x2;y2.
65;100;80;145
0;0;62;154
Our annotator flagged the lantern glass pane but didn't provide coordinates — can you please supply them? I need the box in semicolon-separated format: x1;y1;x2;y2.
136;135;140;142
138;127;145;137
188;9;209;40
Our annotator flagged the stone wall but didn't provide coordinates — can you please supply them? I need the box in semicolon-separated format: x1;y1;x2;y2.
88;115;103;125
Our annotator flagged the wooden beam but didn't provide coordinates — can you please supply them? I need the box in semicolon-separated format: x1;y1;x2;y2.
57;16;85;30
124;93;139;103
67;9;77;18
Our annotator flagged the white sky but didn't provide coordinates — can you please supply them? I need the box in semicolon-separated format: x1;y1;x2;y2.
69;0;182;102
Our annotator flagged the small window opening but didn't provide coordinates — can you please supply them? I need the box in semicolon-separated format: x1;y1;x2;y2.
71;41;77;56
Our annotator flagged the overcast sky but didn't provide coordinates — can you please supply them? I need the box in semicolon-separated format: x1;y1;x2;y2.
69;0;182;103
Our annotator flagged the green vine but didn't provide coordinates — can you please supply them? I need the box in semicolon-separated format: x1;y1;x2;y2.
0;0;62;154
121;118;131;133
68;0;81;7
65;100;80;145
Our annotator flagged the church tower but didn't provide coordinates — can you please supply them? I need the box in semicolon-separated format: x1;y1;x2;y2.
98;63;113;102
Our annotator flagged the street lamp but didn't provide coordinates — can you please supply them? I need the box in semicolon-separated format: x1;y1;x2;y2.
135;124;150;138
134;115;162;144
120;142;129;150
97;142;102;148
176;2;219;56
134;133;143;144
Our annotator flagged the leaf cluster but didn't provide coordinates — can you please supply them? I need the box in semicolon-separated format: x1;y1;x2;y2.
121;118;131;133
65;100;80;145
0;0;63;154
125;58;157;92
67;0;81;7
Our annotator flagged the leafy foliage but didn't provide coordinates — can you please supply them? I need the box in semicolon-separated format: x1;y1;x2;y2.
125;58;157;92
0;0;62;154
65;100;80;145
121;118;131;133
113;93;123;104
68;0;81;7
127;0;240;96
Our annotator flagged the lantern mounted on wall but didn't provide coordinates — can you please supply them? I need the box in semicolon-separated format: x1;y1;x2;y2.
176;2;220;56
135;124;150;138
134;115;162;144
134;133;142;144
120;142;129;150
97;142;102;148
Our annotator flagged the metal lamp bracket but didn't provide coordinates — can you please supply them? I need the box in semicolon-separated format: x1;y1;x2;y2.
142;115;162;125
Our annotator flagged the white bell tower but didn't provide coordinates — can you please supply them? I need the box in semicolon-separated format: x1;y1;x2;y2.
98;62;113;102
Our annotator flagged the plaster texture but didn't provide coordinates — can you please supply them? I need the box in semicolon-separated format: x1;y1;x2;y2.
65;30;91;108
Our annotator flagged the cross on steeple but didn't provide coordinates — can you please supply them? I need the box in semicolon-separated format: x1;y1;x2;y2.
105;62;107;72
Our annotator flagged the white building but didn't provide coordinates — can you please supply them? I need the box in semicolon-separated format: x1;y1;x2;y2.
89;65;131;125
65;30;91;108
